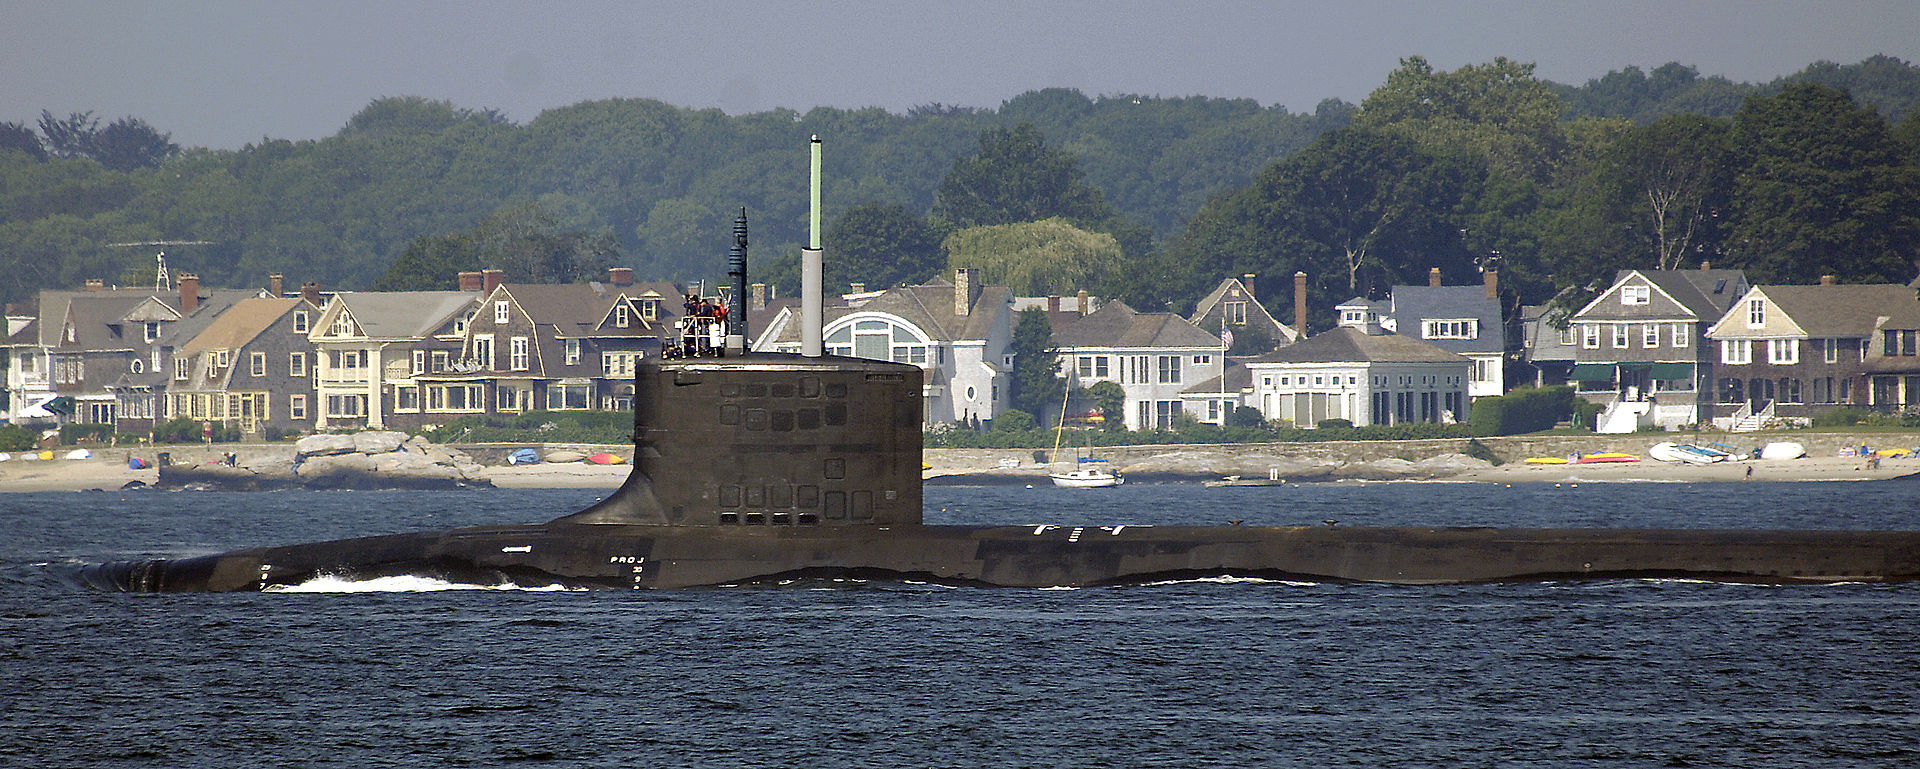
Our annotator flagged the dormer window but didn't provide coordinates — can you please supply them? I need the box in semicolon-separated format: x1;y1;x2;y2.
1621;285;1650;305
615;304;630;328
641;298;659;321
144;322;160;342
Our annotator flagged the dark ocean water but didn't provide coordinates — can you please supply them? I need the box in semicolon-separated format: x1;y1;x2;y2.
6;482;1920;768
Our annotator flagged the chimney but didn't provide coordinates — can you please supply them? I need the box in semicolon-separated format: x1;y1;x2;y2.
269;273;284;297
178;274;200;313
1429;267;1442;288
1820;274;1837;286
482;269;504;296
85;279;104;292
301;281;321;306
750;282;767;311
850;282;866;294
457;271;483;291
1294;271;1308;338
1048;295;1060;312
954;268;981;317
1242;273;1256;302
608;267;634;287
1077;289;1089;315
1484;265;1499;299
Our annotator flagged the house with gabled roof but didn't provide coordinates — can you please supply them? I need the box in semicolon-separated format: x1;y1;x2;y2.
1567;266;1748;432
3;275;245;429
754;268;1013;425
1239;309;1471;428
158;297;322;435
1053;300;1226;430
1863;289;1920;413
1705;278;1920;426
1372;268;1507;398
417;280;662;420
308;290;480;430
1188;274;1297;354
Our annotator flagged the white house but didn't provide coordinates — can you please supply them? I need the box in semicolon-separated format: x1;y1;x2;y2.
1052;301;1226;430
1240;306;1472;428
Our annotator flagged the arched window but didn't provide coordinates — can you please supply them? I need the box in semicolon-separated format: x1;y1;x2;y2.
824;316;930;365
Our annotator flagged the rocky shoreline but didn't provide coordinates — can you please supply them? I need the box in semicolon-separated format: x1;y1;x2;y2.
156;431;490;490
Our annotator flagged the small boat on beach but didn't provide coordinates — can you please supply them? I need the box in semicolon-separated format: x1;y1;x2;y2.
1650;442;1730;464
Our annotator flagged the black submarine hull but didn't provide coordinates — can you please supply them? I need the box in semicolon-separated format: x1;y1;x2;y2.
82;522;1920;592
82;354;1920;592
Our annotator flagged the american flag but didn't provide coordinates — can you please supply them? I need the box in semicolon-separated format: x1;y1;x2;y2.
1220;327;1234;349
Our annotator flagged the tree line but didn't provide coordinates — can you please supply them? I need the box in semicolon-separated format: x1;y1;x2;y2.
3;56;1919;326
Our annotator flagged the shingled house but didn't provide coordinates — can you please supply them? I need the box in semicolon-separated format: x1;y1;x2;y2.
754;269;1013;425
159;296;323;435
1052;301;1226;430
1568;267;1749;432
1188;274;1297;354
1705;279;1920;427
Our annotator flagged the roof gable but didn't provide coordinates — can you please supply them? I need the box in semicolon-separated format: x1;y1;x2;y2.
1242;326;1468;365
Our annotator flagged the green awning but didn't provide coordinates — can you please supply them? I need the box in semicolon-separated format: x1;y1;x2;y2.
1570;364;1614;381
1649;362;1695;380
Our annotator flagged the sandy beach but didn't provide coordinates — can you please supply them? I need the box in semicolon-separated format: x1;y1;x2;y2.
2;451;1916;492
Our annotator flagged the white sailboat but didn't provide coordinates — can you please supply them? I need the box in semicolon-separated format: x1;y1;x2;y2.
1048;387;1123;488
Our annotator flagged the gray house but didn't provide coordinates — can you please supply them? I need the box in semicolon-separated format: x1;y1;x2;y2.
1568;267;1749;432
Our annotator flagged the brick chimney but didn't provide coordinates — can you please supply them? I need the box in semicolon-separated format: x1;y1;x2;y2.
1429;267;1442;287
750;282;767;311
1242;273;1256;302
269;273;284;297
1484;265;1499;299
301;281;321;306
178;274;199;314
850;282;866;294
1820;274;1837;286
1294;271;1308;338
482;269;504;296
608;267;634;287
1076;289;1089;315
954;268;981;317
85;279;104;292
1048;295;1060;312
457;271;484;291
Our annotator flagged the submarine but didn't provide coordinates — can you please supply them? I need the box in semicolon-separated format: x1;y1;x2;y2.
82;138;1920;592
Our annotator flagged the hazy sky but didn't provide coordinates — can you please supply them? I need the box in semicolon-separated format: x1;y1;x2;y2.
6;0;1917;150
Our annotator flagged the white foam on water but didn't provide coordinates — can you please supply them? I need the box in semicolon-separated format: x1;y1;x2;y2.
266;574;582;593
1137;576;1322;587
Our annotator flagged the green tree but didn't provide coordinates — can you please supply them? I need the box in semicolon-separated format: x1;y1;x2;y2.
1354;56;1569;183
823;202;948;289
0;121;45;160
1008;308;1061;418
90;117;180;171
1599;114;1734;270
1724;83;1920;284
37;110;98;160
943;218;1124;296
933;123;1112;227
1083;381;1127;431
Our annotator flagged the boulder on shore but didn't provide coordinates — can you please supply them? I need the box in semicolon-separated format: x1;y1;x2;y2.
160;432;490;490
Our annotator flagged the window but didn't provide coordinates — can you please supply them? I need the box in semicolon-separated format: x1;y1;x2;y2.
1224;301;1247;325
1643;324;1660;348
1768;339;1798;365
174;357;190;380
1748;298;1765;327
1582;325;1600;349
1611;325;1628;348
565;339;581;365
412;350;425;374
1621;285;1650;305
1424;319;1477;339
1886;330;1919;357
1558;326;1574;346
1093;356;1108;377
1156;355;1181;384
495;300;510;324
293;311;308;333
640;299;659;321
614;304;630;328
129;359;143;374
289;352;307;377
1673;323;1689;348
427;383;486;411
1824;339;1839;364
510;336;529;371
1722;339;1752;365
472;335;493;368
246;352;263;377
290;394;307;420
453;311;472;335
604;351;642;377
329;312;354;337
1077;356;1093;377
546;382;590;410
432;350;449;372
1194;355;1210;365
325;394;367;418
144;322;160;342
213;349;231;369
394;386;418;411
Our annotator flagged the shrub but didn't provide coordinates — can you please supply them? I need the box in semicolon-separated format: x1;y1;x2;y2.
435;410;634;444
151;418;241;444
1469;385;1578;436
0;424;35;451
59;423;115;444
990;409;1036;433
